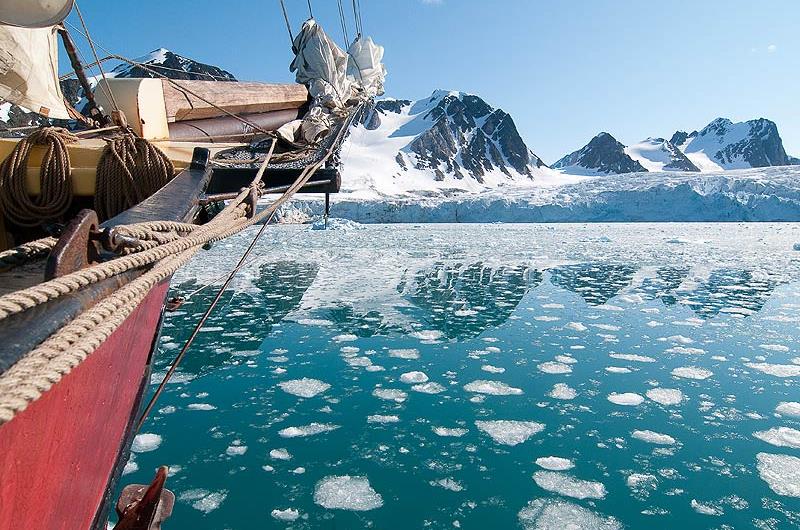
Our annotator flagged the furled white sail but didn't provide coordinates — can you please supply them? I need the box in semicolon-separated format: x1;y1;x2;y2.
347;36;386;98
290;19;352;110
0;24;70;119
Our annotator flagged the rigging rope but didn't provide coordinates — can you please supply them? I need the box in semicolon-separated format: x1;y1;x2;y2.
0;128;77;227
306;0;314;19
337;0;350;46
0;237;57;271
352;0;363;37
73;1;119;113
278;0;295;44
94;132;175;221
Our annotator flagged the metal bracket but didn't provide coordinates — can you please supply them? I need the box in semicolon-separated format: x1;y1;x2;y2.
44;209;101;280
113;466;175;530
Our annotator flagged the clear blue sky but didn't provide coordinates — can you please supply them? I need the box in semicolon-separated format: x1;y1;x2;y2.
65;0;799;163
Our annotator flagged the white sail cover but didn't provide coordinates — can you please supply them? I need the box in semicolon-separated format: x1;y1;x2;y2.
347;36;386;97
290;19;352;110
0;24;70;119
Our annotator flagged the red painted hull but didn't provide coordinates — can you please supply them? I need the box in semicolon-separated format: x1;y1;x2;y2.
0;281;170;530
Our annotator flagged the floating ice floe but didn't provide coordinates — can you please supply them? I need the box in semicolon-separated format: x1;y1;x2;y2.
549;383;577;400
278;378;331;398
518;499;621;530
368;415;400;424
632;430;676;445
296;318;334;326
691;499;722;516
372;388;408;403
532;471;607;500
313;475;384;511
646;388;684;406
475;420;544;446
178;489;227;514
122;458;138;475
278;423;340;438
464;380;523;396
158;405;176;414
132;433;162;453
565;322;587;332
760;344;790;352
605;367;632;374
411;382;446;394
610;353;656;363
332;334;358;342
411;330;444;341
481;365;506;374
626;473;657;498
537;362;572;374
271;508;301;521
756;453;800;497
555;355;577;364
665;346;705;355
225;443;247;456
607;392;644;406
430;478;464;492
389;348;420;360
400;371;428;384
776;402;800;418
671;366;713;380
187;403;216;411
745;363;800;377
269;448;292;460
753;427;800;449
432;426;469;437
535;457;574;471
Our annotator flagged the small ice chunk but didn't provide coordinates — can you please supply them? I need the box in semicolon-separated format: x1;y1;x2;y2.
368;415;400;424
475;420;544;446
671;366;713;380
431;478;463;492
605;367;631;374
632;430;676;445
518;499;620;530
278;423;340;438
760;344;790;352
132;433;162;453
753;427;800;449
481;364;505;374
122;459;138;475
691;499;722;516
464;380;523;396
400;371;428;384
532;471;607;499
549;383;577;400
372;388;407;403
537;362;572;374
565;322;587;332
626;473;658;497
412;330;443;341
535;457;574;471
432;426;468;437
609;353;656;363
607;392;644;406
646;388;684;406
277;378;331;398
745;363;800;377
313;475;383;511
187;403;216;411
332;334;358;342
271;508;300;521
756;453;800;497
270;448;292;460
776;402;800;418
225;444;247;456
179;489;227;514
389;348;420;359
665;346;705;355
411;382;446;394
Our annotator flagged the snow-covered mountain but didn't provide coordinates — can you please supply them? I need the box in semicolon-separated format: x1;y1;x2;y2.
671;118;793;171
106;48;236;81
556;117;797;176
552;132;646;175
342;91;556;195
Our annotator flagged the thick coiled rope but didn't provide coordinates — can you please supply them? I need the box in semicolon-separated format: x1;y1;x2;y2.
95;132;175;221
0;127;77;227
0;237;58;271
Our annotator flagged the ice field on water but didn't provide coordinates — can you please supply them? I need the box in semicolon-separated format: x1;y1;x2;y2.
119;223;800;529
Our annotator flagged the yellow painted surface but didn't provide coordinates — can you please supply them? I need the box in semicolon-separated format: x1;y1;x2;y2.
0;137;243;195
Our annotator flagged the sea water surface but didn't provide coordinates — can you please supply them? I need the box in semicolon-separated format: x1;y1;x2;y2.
119;223;800;529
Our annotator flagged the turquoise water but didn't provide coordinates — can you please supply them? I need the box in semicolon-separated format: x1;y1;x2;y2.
120;224;800;529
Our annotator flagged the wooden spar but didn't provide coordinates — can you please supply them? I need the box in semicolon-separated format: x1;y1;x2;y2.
56;26;107;126
161;80;308;122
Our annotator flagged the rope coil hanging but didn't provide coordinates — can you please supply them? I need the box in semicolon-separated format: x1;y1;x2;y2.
95;132;175;221
0;127;77;227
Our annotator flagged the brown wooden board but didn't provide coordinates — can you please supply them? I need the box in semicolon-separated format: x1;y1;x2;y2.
162;80;308;122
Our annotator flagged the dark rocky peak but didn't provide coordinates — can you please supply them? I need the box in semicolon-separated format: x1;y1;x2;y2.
554;132;647;175
110;48;237;81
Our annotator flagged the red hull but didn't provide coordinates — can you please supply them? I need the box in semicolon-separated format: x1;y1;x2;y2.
0;281;170;530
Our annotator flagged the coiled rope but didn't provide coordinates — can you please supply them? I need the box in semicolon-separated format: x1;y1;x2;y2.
0;237;58;271
95;132;175;221
0;127;77;227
